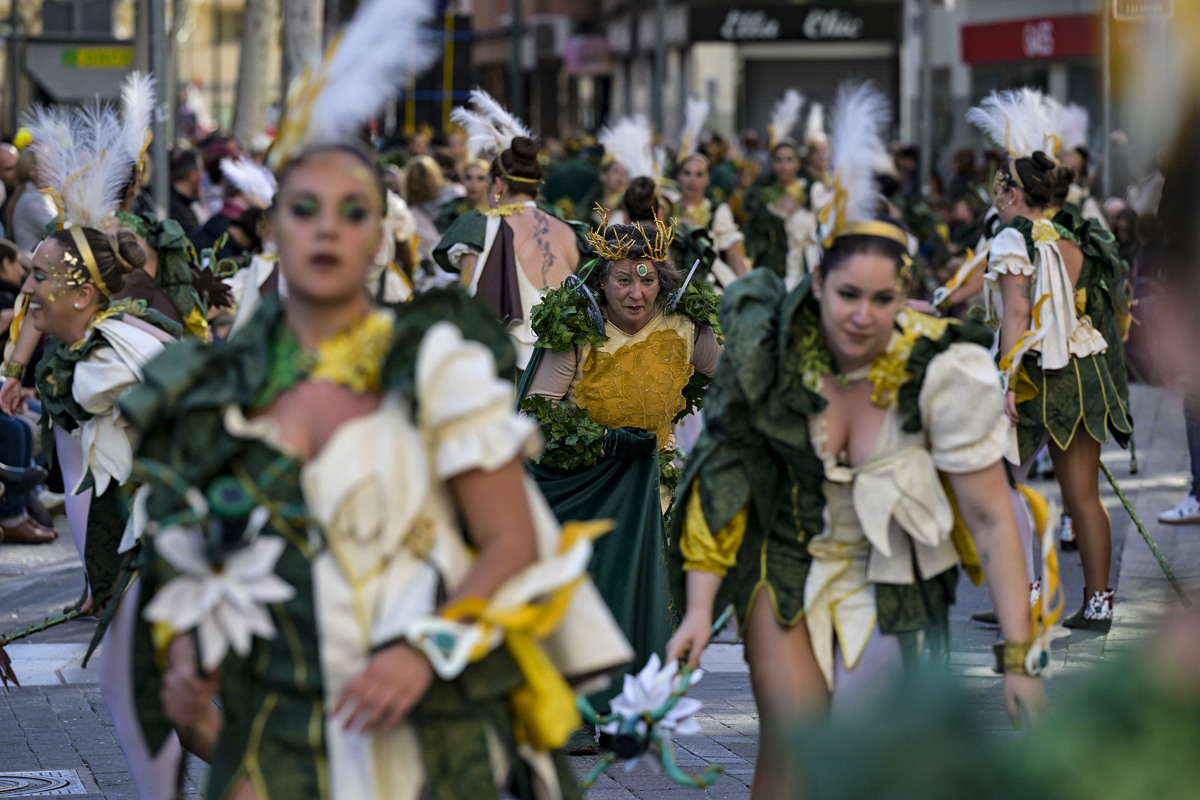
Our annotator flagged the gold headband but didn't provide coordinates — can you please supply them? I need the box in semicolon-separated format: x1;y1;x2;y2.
831;220;910;250
495;156;541;186
69;227;111;297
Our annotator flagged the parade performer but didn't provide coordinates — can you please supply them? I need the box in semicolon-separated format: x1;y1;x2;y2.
1046;98;1110;231
673;98;749;292
743;90;829;288
121;3;631;798
435;90;584;370
970;89;1132;632
435;157;491;231
3;93;185;800
520;217;722;753
666;83;1047;800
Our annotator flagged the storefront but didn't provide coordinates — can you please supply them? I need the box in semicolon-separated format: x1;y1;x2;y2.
961;13;1102;130
687;2;904;139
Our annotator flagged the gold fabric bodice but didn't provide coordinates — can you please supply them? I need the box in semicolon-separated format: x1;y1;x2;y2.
570;312;696;449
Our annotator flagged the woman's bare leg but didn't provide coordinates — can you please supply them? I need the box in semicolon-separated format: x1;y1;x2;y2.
1048;435;1110;596
742;590;828;800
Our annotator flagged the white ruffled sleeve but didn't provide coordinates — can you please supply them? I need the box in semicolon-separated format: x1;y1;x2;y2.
919;342;1009;474
445;242;478;270
416;321;540;478
986;226;1036;277
710;202;744;253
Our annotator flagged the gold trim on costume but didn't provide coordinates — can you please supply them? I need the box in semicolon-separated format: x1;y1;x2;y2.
68;227;111;296
495;157;541;186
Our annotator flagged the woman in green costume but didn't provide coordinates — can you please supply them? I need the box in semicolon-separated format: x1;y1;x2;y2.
674;152;749;292
970;89;1132;633
666;83;1047;800
433;157;490;232
521;218;723;753
742;138;828;289
123;6;630;797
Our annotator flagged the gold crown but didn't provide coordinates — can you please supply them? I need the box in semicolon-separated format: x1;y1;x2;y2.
584;205;676;263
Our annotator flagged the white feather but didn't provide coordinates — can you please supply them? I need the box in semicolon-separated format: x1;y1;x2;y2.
1045;97;1089;154
467;87;532;144
220;158;277;209
303;0;440;150
120;71;156;167
677;97;709;159
966;87;1054;158
597;116;656;181
804;102;827;146
768;89;804;148
828;81;891;228
23;99;135;229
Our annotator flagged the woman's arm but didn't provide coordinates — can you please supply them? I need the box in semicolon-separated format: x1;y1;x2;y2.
666;569;723;668
691;327;724;378
458;252;478;289
1;317;41;415
947;463;1048;724
998;271;1033;422
723;244;749;278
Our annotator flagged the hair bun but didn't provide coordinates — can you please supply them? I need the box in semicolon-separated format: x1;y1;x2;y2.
509;136;539;164
1030;151;1057;171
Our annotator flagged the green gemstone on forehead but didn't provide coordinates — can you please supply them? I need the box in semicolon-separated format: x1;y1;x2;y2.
637;263;648;276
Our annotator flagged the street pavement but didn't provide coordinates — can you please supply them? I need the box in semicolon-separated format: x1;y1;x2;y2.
1;382;1196;799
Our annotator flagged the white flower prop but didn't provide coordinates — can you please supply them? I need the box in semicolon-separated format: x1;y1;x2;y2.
143;514;294;672
603;654;704;743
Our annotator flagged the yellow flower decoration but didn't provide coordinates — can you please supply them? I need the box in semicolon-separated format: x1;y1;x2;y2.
309;309;393;394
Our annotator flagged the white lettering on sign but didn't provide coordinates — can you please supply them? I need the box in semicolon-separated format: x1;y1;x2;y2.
1022;21;1055;58
720;10;781;41
802;8;865;40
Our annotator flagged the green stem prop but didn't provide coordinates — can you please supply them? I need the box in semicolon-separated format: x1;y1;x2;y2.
1100;461;1190;606
1;610;85;689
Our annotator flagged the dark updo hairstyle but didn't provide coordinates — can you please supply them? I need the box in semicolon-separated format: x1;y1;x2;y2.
47;227;146;302
818;218;910;280
489;136;542;196
0;238;19;268
585;223;684;304
1008;151;1074;209
621;176;665;223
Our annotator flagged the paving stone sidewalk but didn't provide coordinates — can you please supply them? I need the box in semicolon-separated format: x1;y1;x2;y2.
1;383;1195;798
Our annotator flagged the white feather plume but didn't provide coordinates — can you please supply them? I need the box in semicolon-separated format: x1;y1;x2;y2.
768;89;804;148
467;88;532;143
966;87;1054;158
449;88;532;161
23;99;135;229
220;157;277;209
1045;97;1089;154
273;0;439;167
804;102;827;146
827;81;891;230
598;115;657;181
120;71;156;169
677;97;709;160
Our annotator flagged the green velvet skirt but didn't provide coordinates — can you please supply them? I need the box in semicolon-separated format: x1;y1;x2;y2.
1015;351;1133;465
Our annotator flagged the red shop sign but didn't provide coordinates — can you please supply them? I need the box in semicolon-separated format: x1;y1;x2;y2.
961;14;1099;64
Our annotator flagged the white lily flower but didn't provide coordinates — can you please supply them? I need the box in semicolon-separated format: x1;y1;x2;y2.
143;515;294;672
601;654;705;743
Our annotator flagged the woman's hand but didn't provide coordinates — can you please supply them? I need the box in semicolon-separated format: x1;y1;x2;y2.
333;642;434;734
0;376;25;416
1003;673;1048;727
162;634;222;760
1005;390;1019;426
667;610;713;669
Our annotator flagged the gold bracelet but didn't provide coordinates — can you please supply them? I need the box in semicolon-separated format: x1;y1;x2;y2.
1;361;25;380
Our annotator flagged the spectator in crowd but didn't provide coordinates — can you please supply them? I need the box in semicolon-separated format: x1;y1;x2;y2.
0;143;18;233
168;147;208;238
190;180;247;260
5;148;57;253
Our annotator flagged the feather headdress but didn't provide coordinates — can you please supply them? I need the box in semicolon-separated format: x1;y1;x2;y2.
804;102;827;147
768;89;804;150
267;0;440;173
23;100;135;229
1044;97;1089;155
677;97;710;161
966;87;1055;158
220;158;277;209
120;72;156;177
448;88;532;162
820;81;904;250
598;115;657;181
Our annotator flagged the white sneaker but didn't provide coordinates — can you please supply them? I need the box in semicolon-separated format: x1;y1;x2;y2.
1158;494;1200;525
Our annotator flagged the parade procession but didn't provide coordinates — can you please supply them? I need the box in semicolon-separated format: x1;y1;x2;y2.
2;0;1200;798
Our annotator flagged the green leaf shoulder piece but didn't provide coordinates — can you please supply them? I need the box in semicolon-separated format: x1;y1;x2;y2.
529;278;609;353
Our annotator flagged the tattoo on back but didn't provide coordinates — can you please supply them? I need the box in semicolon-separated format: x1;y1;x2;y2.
532;211;556;284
